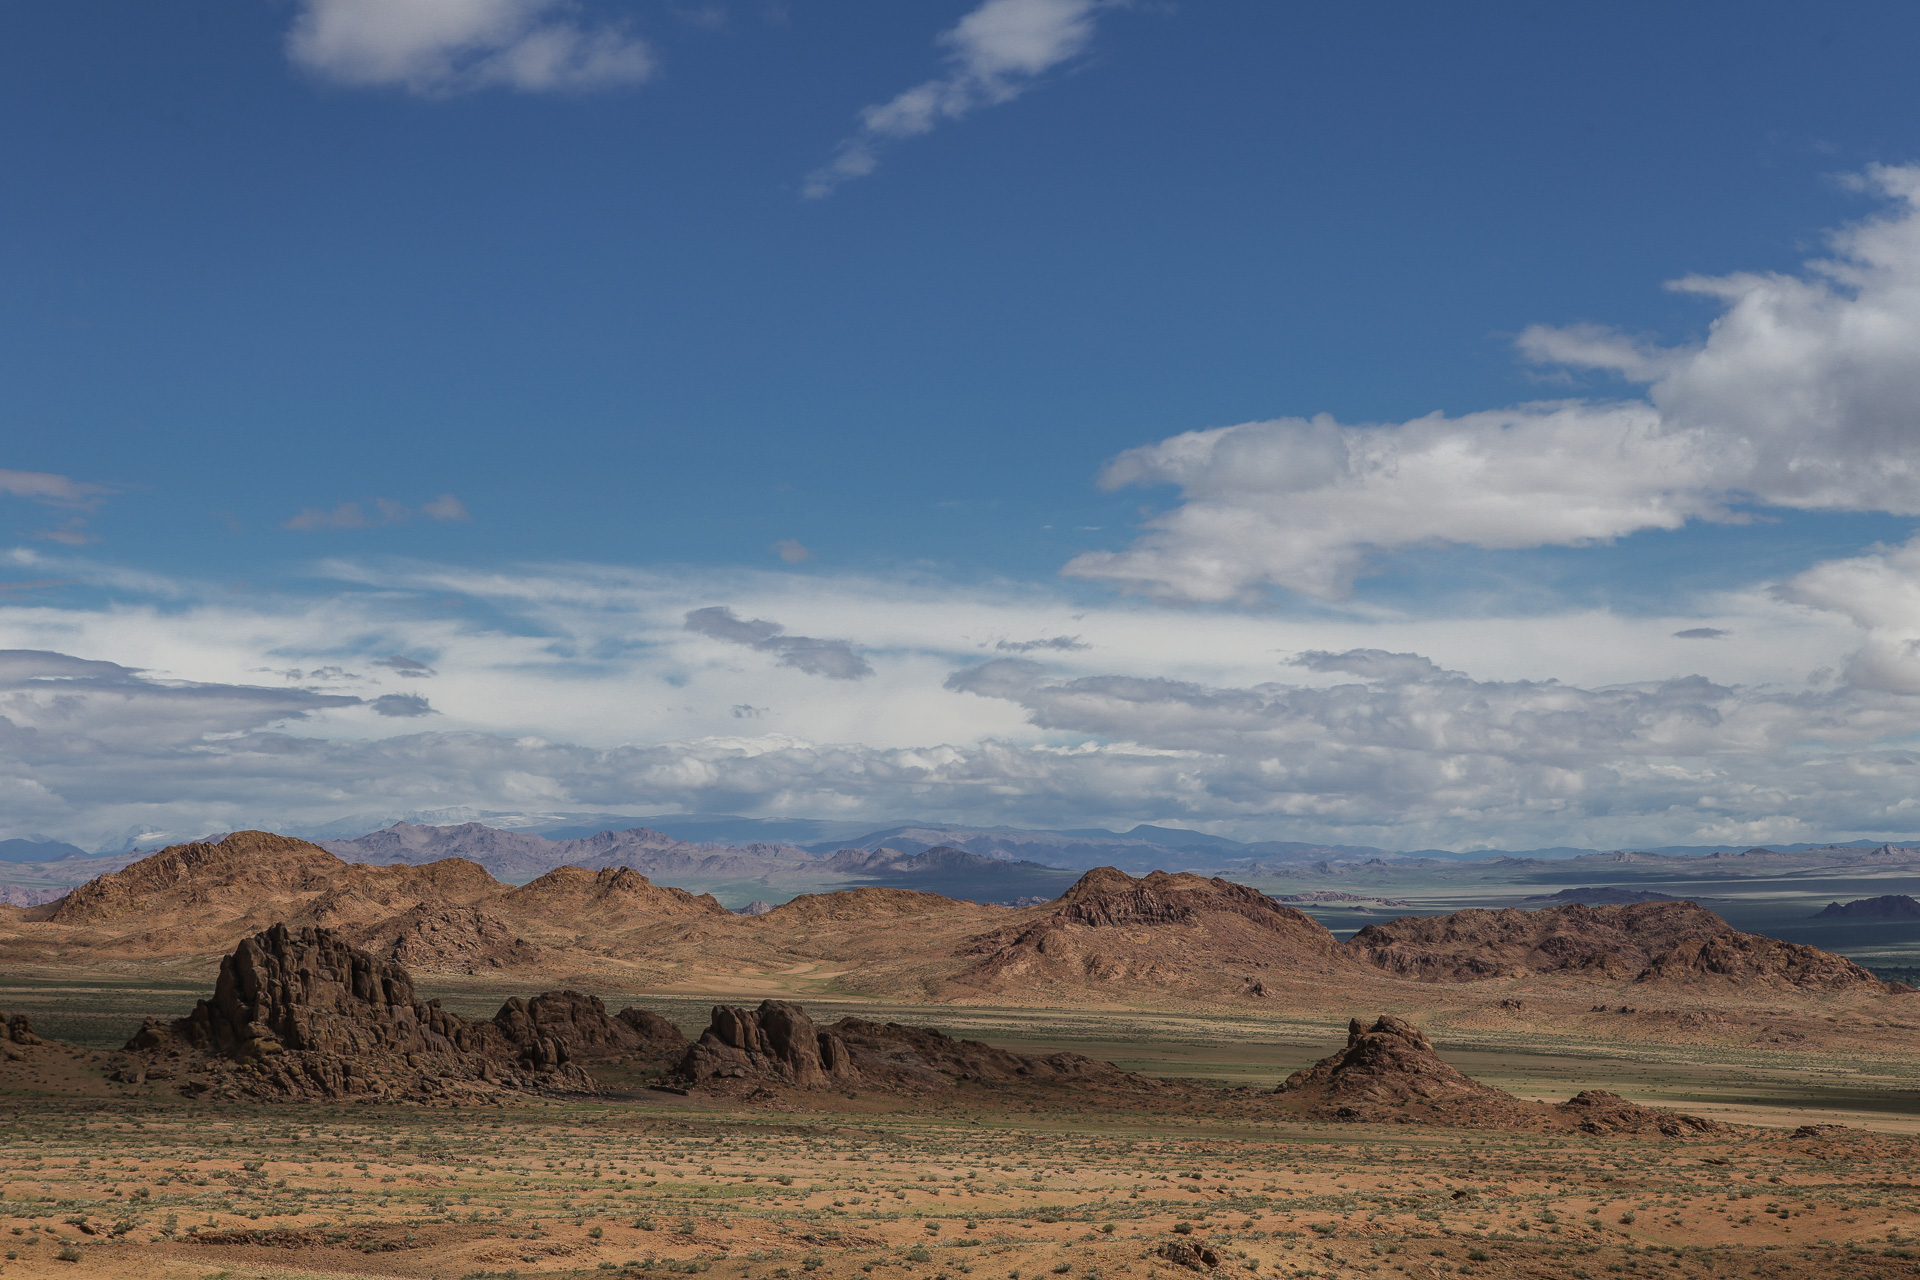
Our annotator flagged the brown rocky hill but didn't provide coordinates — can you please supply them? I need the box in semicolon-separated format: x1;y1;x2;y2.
1343;900;1901;992
9;831;733;973
118;924;680;1101
941;868;1343;1001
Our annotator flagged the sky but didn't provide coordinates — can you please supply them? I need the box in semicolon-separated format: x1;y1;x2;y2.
8;1;1920;851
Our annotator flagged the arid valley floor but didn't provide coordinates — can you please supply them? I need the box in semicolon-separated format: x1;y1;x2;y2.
7;832;1920;1279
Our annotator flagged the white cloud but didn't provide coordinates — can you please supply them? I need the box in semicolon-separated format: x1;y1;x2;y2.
0;549;1899;850
1070;165;1920;602
287;0;655;96
803;0;1104;199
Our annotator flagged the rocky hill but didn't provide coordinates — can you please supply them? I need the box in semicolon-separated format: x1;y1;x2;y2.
943;868;1343;1001
8;832;738;974
1343;901;1901;992
1275;1014;1722;1135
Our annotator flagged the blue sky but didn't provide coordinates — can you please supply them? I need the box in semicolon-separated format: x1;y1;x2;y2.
7;1;1920;850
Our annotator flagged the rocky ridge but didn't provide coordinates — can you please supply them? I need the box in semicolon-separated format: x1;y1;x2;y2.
119;924;678;1102
667;999;1160;1095
1344;901;1902;992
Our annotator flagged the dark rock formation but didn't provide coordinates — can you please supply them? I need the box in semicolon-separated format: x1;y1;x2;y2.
825;1017;1160;1092
1275;1016;1523;1124
1812;894;1920;920
1156;1241;1222;1271
672;1000;859;1089
1520;887;1686;906
493;990;686;1065
118;923;680;1102
2;1010;41;1046
668;1000;1156;1094
1345;901;1902;992
1555;1089;1719;1137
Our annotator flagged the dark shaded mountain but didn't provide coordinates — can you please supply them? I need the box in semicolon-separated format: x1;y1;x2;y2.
820;845;1078;903
1813;895;1920;920
1522;887;1688;906
0;837;87;863
809;824;1400;872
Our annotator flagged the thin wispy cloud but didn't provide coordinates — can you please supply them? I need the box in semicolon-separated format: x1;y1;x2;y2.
287;0;655;97
283;495;469;532
684;605;875;680
803;0;1107;199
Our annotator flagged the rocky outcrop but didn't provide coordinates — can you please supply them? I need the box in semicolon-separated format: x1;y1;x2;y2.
1275;1016;1524;1124
1555;1089;1720;1137
1344;901;1903;992
492;990;687;1065
825;1017;1160;1092
3;1010;42;1045
668;1000;1155;1094
671;1000;859;1090
1;1009;44;1062
116;924;689;1102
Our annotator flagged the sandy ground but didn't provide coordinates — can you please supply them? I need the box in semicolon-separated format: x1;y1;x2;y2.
5;1082;1920;1280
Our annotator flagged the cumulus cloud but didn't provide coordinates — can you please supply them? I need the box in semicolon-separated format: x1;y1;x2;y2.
803;0;1104;199
1069;166;1920;602
287;0;655;97
684;605;875;680
284;495;469;532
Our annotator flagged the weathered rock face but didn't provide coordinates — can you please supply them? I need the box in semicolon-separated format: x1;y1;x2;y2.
825;1018;1159;1092
1344;901;1902;992
1555;1089;1720;1137
2;1010;41;1046
669;1000;1156;1094
673;1000;859;1089
118;924;632;1102
1275;1016;1522;1123
491;990;687;1066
